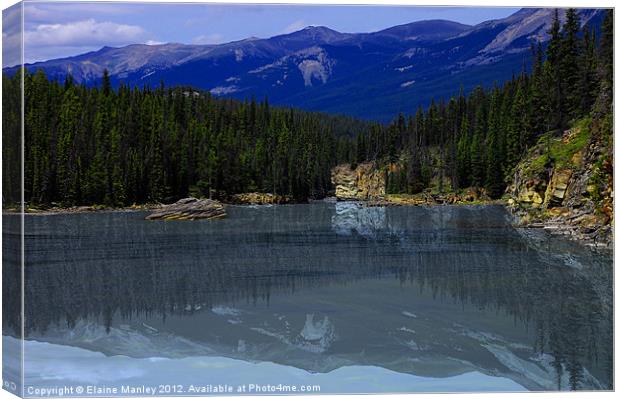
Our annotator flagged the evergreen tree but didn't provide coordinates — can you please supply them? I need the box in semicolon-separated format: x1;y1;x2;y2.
597;9;613;109
578;27;599;115
485;88;504;198
469;106;486;187
57;85;82;205
506;82;528;175
560;8;582;121
546;9;564;130
456;115;470;188
529;42;548;138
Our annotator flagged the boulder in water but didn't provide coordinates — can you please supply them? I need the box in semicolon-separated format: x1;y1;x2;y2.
145;198;226;220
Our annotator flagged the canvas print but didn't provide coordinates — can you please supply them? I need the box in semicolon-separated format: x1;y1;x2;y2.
1;1;614;396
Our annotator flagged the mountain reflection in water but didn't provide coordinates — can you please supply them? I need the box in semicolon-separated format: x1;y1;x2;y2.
2;203;613;391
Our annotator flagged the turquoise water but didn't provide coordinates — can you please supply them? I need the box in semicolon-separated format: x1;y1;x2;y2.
3;203;613;393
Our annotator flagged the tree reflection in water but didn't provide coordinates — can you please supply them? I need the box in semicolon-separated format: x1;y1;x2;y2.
2;203;612;390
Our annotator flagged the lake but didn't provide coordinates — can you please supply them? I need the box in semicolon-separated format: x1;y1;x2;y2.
2;202;613;394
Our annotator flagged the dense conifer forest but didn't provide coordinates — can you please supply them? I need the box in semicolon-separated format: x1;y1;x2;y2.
3;74;368;205
1;9;613;207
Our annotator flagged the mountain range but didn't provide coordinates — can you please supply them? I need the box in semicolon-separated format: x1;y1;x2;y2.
5;7;605;121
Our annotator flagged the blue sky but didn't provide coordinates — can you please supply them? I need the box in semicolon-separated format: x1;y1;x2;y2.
3;2;520;66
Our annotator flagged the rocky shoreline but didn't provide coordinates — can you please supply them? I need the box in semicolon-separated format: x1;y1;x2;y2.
8;196;612;249
508;206;612;250
8;203;161;215
505;122;613;250
365;190;501;207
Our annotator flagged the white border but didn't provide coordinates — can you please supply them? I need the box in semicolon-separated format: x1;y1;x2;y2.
0;1;617;399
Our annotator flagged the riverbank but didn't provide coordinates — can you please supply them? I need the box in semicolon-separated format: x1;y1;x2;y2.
365;192;503;207
5;192;295;215
5;195;612;249
505;119;614;250
6;192;501;215
508;205;613;250
4;203;162;216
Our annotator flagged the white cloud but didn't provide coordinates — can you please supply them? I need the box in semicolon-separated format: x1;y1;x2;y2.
2;4;22;67
7;18;151;64
191;33;225;45
281;19;307;35
145;40;165;46
24;19;146;47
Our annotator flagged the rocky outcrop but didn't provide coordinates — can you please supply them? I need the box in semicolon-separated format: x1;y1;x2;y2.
331;162;386;201
331;160;495;206
508;118;613;248
366;188;492;207
229;192;293;205
515;180;546;207
145;198;226;220
543;167;573;207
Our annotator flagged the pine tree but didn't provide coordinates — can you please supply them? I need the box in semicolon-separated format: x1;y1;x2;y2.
599;10;613;79
456;115;470;188
597;9;613;110
485;88;504;198
407;146;425;193
102;69;111;97
578;27;598;115
529;42;548;138
57;85;82;205
469;131;484;188
506;83;528;176
546;9;564;130
560;8;582;121
148;99;166;202
469;106;486;187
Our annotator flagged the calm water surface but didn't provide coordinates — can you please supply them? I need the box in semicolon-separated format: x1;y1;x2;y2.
2;203;613;394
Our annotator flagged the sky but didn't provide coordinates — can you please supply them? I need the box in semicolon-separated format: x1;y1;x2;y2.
3;1;520;67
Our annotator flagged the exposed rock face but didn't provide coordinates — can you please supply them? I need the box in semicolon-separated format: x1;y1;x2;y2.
145;198;226;220
331;160;494;206
366;188;493;207
516;180;546;207
544;168;573;207
508;120;613;248
229;192;292;205
331;162;386;201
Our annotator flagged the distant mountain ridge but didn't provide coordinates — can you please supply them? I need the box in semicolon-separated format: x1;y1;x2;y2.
5;7;605;121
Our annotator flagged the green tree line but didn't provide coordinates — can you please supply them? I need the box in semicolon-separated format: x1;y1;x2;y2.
4;71;372;206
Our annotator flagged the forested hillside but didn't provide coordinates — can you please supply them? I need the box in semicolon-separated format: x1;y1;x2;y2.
358;9;613;199
3;72;369;206
1;9;613;208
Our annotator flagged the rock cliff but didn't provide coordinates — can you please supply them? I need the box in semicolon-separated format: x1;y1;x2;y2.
330;162;386;200
507;116;613;247
331;162;493;205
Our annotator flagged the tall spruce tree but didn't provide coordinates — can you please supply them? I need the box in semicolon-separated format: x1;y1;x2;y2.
578;27;599;115
546;9;564;130
485;88;505;198
560;8;582;121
